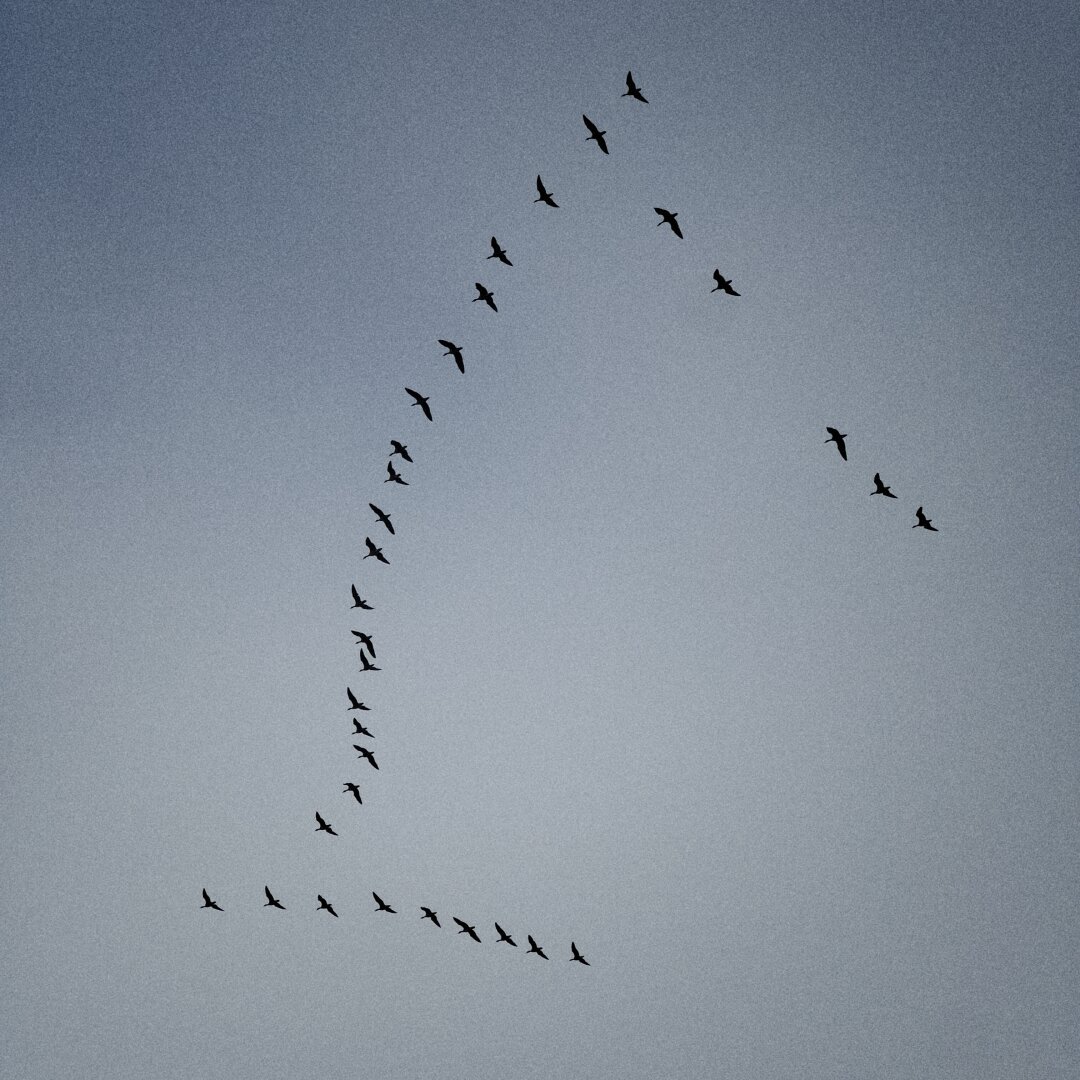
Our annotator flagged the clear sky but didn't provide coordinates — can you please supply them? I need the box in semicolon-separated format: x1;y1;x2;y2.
2;1;1078;1078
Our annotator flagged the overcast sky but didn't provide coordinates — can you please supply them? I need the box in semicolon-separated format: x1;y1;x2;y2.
2;1;1078;1078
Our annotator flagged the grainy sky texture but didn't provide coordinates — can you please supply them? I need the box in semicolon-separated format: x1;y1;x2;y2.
3;1;1079;1078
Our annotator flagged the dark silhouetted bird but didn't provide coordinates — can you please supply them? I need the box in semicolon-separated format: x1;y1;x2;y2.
389;439;413;462
356;745;379;770
405;387;433;421
570;941;590;965
373;892;396;913
534;175;558;207
385;461;407;486
358;651;380;672
495;923;517;946
364;537;389;564
622;71;648;102
527;935;548;958
351;631;375;657
582;114;609;154
711;270;740;295
343;782;363;804
350;585;373;610
487;237;513;266
317;894;338;917
201;888;222;911
351;719;373;738
438;339;465;374
473;283;497;311
421;906;441;927
453;917;481;942
654;207;683;238
825;427;848;461
872;473;897;498
346;687;369;711
369;503;394;534
264;886;285;910
315;811;337;836
913;506;939;531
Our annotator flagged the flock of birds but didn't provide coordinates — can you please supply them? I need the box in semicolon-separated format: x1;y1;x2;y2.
200;68;939;959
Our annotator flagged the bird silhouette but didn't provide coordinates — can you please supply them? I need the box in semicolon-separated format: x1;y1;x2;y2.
364;537;389;564
369;503;394;534
487;237;513;266
264;886;285;910
201;888;223;911
420;906;441;927
351;631;375;657
570;941;590;965
343;782;363;803
389;439;413;462
473;282;497;311
405;387;433;421
534;175;559;207
373;892;396;913
346;687;370;711
711;270;740;295
351;719;374;738
526;935;548;958
871;473;897;498
453;917;481;942
582;114;609;154
350;585;373;610
356;745;380;770
358;651;381;672
825;427;848;461
622;71;648;102
438;339;465;374
317;894;338;917
913;506;939;531
385;461;408;486
654;207;683;238
495;923;517;946
315;811;338;836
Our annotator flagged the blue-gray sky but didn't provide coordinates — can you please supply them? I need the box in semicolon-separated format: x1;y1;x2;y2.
3;1;1078;1077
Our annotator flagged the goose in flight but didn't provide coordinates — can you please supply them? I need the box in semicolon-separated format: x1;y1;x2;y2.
351;719;374;738
438;339;465;374
825;427;848;461
534;175;559;207
913;506;939;531
315;811;338;836
263;886;285;910
369;503;394;534
350;585;373;611
405;387;433;421
420;906;441;927
871;473;897;498
346;687;370;711
622;71;648;102
654;207;683;238
351;631;375;657
495;923;517;946
526;935;549;958
487;237;513;266
317;894;338;917
385;460;408;486
355;745;380;770
389;439;413;462
358;651;381;672
373;892;397;914
570;941;590;965
453;917;481;942
582;114;609;154
364;537;389;564
711;270;740;295
201;888;223;911
343;782;363;804
473;282;497;311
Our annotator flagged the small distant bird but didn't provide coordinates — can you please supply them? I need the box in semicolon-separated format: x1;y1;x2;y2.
473;282;497;311
346;687;369;711
453;917;481;942
350;585;373;610
622;70;648;102
315;811;337;836
389;439;413;462
385;461;408;486
351;719;373;738
317;894;338;917
343;782;363;804
420;906;441;927
369;503;394;534
487;237;513;266
358;651;380;672
364;537;389;564
825;427;848;461
570;941;590;966
264;886;285;910
405;387;433;421
526;935;548;958
913;506;939;531
654;207;683;238
582;114;609;154
871;473;897;498
495;923;517;946
201;888;223;911
711;270;740;295
351;631;375;657
534;175;558;207
373;892;396;913
438;339;465;374
356;745;379;770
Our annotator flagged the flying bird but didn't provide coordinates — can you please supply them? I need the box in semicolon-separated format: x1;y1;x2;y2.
622;70;648;102
343;782;363;804
654;207;683;238
570;941;590;966
871;473;897;498
356;745;380;770
346;687;369;711
373;892;397;914
351;631;375;657
385;460;408;486
389;439;413;462
350;585;373;610
263;886;285;910
473;282;497;311
582;113;609;154
368;503;394;534
315;811;338;836
825;427;848;461
201;888;223;911
453;917;481;942
358;651;380;672
534;175;558;207
351;719;373;738
438;339;465;374
420;906;441;927
495;923;517;946
526;935;548;959
405;387;433;421
913;506;939;531
363;537;389;564
317;894;338;917
487;237;513;266
711;270;740;295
